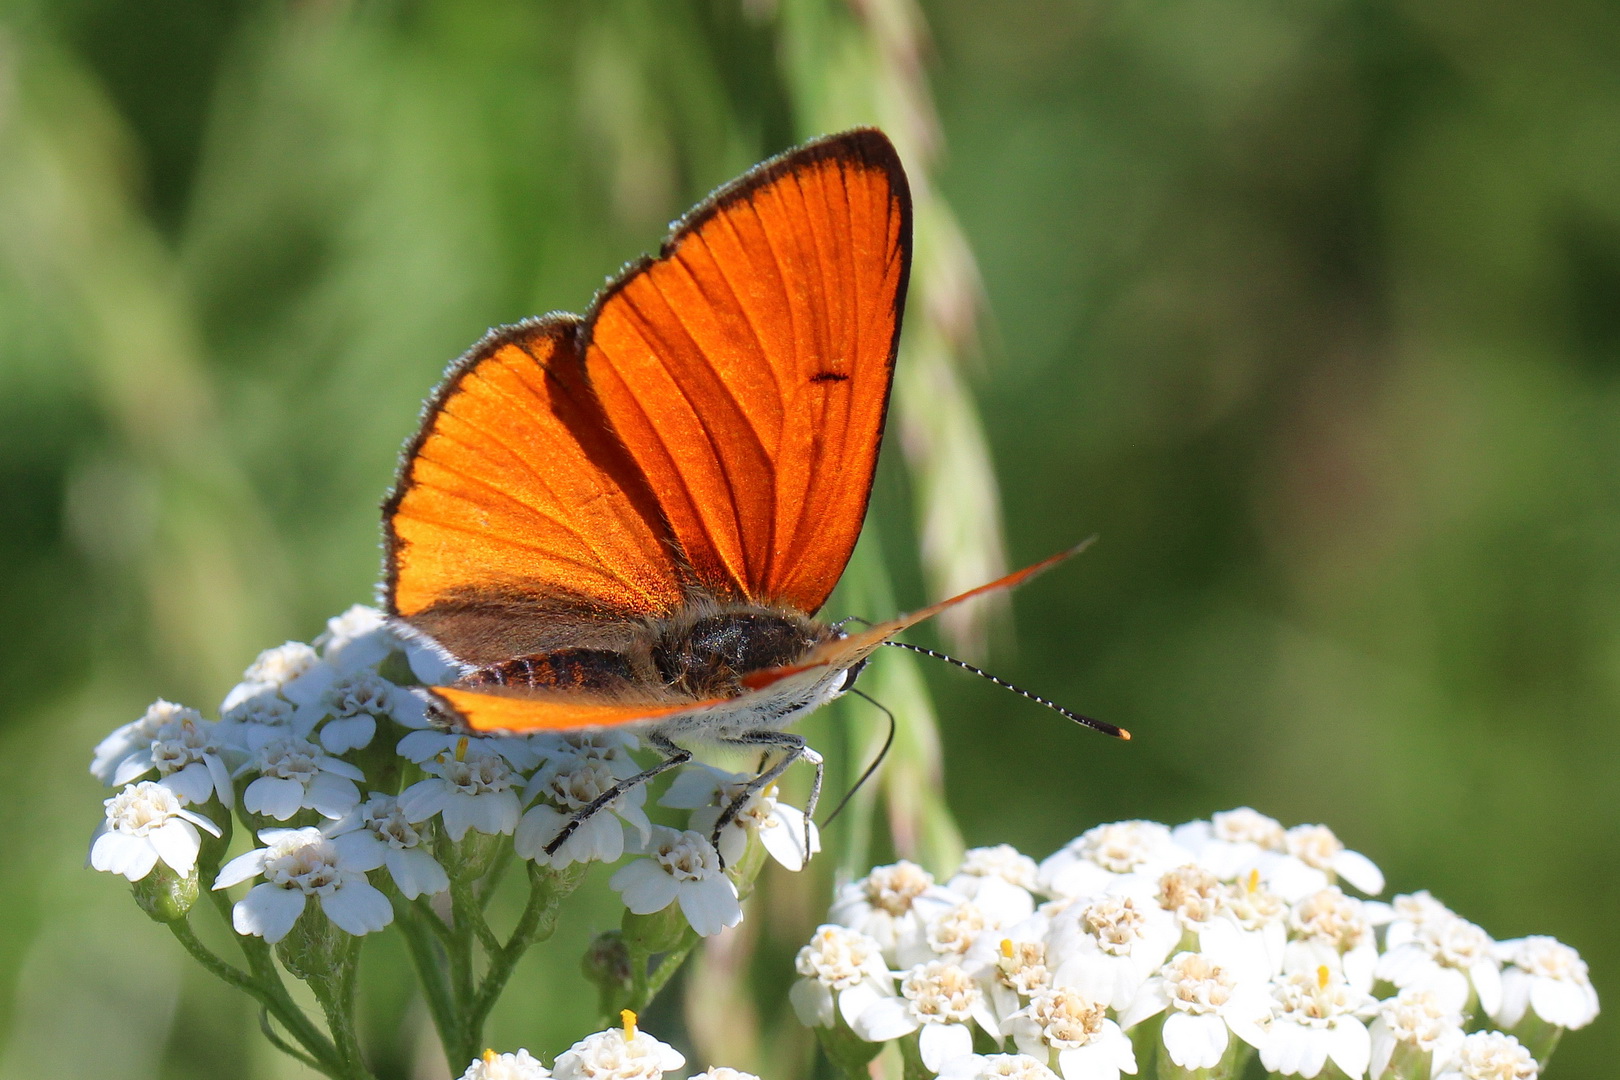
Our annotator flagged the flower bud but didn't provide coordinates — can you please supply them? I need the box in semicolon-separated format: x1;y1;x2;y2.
622;900;690;956
132;865;199;923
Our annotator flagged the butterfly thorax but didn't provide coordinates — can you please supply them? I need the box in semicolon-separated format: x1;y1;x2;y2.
653;605;835;697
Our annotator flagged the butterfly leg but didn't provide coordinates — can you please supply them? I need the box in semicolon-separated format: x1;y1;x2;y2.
713;730;824;867
543;732;691;856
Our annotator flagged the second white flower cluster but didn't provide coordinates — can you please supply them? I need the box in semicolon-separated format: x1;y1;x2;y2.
793;812;1597;1080
89;605;818;942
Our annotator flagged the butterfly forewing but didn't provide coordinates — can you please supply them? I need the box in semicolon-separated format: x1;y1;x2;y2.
384;317;686;666
583;130;912;613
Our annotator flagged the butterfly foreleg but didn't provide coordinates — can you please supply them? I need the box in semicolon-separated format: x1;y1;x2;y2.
543;731;691;856
713;730;824;868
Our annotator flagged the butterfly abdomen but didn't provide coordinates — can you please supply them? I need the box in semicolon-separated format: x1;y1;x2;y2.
462;649;639;693
654;608;833;698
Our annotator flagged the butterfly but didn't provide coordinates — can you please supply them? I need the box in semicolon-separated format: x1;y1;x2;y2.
382;128;1118;857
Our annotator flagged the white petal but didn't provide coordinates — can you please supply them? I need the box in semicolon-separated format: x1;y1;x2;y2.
235;883;306;942
790;978;836;1028
853;996;919;1041
160;762;214;804
331;831;387;872
677;876;742;936
386;848;449;900
92;833;158;881
148;819;202;875
760;805;816;872
919;1023;974;1072
397;779;451;823
1471;960;1502;1017
214;848;271;889
1163;1011;1226;1070
244;776;306;820
1056;1041;1125;1080
837;982;886;1029
514;804;565;862
112;751;156;787
1333;849;1384;895
659;766;726;809
305;773;362;819
321;881;394;935
396;730;446;763
1493;969;1531;1027
319;715;376;754
1326;1019;1371;1079
610;859;679;914
1115;980;1170;1030
1529;974;1595;1027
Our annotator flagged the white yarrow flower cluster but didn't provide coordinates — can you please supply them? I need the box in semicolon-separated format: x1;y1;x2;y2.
794;812;1597;1080
90;604;827;953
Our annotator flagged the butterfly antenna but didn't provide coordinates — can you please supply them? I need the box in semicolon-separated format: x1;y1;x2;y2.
821;688;898;827
881;641;1131;740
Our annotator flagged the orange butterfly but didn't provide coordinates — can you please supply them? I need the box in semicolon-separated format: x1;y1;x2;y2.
383;129;1118;855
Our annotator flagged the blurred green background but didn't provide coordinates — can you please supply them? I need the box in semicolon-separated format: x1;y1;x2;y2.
1;0;1615;1077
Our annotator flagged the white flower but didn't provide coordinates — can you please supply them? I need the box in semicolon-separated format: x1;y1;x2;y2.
947;845;1040;923
91;700;200;785
925;900;1002;962
89;781;220;881
1258;963;1376;1078
1047;894;1181;1010
213;826;391;942
660;765;819;871
1038;821;1190;899
1492;936;1599;1030
961;924;1054;1028
221;642;324;711
328;794;449;899
296;669;400;752
854;960;1001;1072
552;1012;684;1080
1224;869;1290;975
516;756;652;868
1118;951;1271;1068
1271;824;1384;900
316;605;399;671
1377;908;1501;1016
1286;886;1379;992
399;742;523;841
1172;807;1287;881
530;730;640;770
1368;988;1465;1080
688;1070;759;1080
458;1048;551;1080
103;708;234;806
1432;1030;1538;1080
938;1055;1061;1080
1006;985;1137;1080
237;736;364;820
399;729;543;771
609;827;741;936
221;689;318;750
829;860;964;965
790;924;895;1029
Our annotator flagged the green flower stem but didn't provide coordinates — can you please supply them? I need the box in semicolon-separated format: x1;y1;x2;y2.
478;844;516;908
395;899;458;1062
468;863;580;1036
200;890;342;1073
307;935;373;1080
